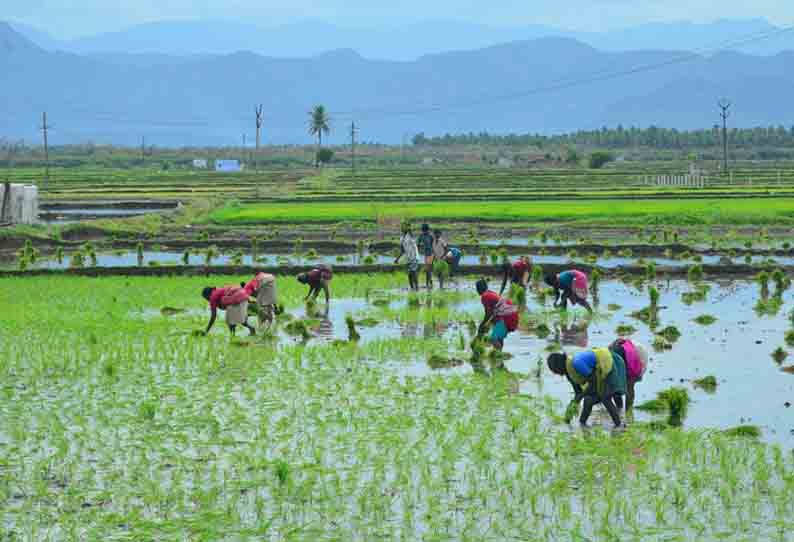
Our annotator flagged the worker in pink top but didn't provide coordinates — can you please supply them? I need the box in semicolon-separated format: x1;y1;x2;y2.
609;338;649;411
201;285;256;336
297;265;333;304
476;278;519;352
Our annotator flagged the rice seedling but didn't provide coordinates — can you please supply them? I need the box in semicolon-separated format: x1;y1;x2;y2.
285;319;312;341
688;264;704;282
693;314;717;326
681;283;710;305
652;335;672;351
136;241;144;266
692;375;718;392
772;268;788;296
590;268;601;293
534;323;551;339
231;250;244;266
649;286;660;309
70;249;85;268
659;387;690;426
646;262;656;280
508;283;526;306
657;325;681;342
489;251;499;265
55;246;64;264
758;271;770;297
363;254;377;265
182;249;190;265
771;347;788;365
345;316;361;342
785;330;794;347
205;245;218;266
616;324;637;336
531;264;544;285
722;425;762;438
432;259;450;280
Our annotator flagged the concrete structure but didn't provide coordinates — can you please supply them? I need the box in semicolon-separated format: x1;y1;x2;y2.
215;159;242;172
193;159;208;169
0;183;39;225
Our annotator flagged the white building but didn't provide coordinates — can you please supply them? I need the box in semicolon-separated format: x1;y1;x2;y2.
193;159;208;169
497;157;514;168
215;160;243;172
0;184;39;224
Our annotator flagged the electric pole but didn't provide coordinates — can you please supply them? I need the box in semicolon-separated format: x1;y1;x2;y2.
140;136;146;164
40;112;51;183
718;99;731;175
350;121;358;176
255;105;263;172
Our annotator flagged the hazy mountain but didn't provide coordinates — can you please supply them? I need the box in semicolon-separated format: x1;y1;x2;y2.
9;18;794;60
2;23;794;146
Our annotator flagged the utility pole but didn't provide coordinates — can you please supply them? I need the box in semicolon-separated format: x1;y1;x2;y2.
350;121;358;176
255;104;263;172
40;112;51;183
140;136;146;164
718;99;731;175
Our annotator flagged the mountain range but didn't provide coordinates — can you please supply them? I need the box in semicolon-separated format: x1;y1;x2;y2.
1;21;793;146
9;18;794;60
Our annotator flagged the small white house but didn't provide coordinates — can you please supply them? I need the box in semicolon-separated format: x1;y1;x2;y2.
496;157;514;168
0;184;39;224
193;159;208;169
215;160;243;172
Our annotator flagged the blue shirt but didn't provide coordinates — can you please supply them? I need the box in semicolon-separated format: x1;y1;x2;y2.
572;350;597;377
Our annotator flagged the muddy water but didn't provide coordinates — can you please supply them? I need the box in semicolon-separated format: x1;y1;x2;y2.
514;280;794;446
17;249;794;271
149;277;794;445
374;279;794;446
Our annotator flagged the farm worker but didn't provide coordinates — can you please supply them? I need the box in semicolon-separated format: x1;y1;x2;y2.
297;264;333;304
545;270;593;313
395;223;420;291
476;278;519;352
609;338;649;412
416;223;435;289
445;246;463;276
499;256;532;296
432;229;450;289
240;272;279;327
201;285;256;336
546;347;627;428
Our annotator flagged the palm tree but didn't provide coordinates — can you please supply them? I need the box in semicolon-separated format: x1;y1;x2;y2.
308;105;331;167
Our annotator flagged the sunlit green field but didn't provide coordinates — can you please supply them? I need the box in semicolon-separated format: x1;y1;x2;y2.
1;274;792;540
210;198;794;226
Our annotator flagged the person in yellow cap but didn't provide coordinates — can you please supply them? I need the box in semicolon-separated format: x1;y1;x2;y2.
546;347;627;427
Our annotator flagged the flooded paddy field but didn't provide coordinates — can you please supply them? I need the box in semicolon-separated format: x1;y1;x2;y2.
2;273;794;540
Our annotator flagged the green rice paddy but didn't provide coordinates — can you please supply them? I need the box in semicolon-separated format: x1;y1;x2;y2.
209;198;794;226
1;273;793;540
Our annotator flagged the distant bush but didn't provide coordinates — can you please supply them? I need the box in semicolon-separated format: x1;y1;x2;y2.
588;151;615;169
317;148;335;164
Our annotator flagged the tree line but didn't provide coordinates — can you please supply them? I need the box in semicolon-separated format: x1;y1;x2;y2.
412;125;794;149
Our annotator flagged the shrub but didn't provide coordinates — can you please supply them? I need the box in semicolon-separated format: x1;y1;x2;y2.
588;151;615;169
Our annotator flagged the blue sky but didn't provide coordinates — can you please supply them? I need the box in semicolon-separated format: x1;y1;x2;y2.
6;0;794;38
